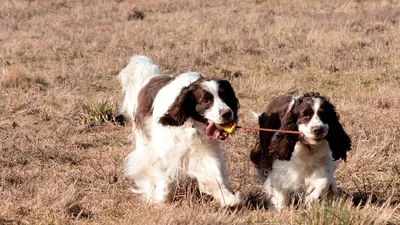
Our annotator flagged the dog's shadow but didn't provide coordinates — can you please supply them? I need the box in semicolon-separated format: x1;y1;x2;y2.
172;179;269;210
341;189;399;208
172;180;398;211
244;188;399;210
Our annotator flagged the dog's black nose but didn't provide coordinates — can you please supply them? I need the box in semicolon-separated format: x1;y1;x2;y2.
221;110;233;121
311;126;325;136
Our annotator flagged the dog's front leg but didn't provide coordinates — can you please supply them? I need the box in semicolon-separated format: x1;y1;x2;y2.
305;170;332;207
263;179;288;212
187;146;242;208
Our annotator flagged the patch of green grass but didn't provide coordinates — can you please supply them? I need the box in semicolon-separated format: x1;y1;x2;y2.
80;101;117;126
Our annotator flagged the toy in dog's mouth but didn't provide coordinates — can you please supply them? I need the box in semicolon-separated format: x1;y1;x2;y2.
206;121;236;140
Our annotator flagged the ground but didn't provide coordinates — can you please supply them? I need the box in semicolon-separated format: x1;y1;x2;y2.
0;0;399;224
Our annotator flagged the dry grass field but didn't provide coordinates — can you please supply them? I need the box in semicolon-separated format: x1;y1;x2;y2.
1;0;400;224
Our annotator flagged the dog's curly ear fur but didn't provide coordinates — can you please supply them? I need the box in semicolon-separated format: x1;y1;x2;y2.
158;86;194;126
269;108;299;161
323;99;351;161
250;113;270;167
217;80;240;119
250;112;277;169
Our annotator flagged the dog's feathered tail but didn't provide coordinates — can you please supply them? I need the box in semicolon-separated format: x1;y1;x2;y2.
250;110;262;121
118;55;160;120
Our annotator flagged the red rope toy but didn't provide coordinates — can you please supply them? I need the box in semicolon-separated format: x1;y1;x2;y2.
235;125;301;135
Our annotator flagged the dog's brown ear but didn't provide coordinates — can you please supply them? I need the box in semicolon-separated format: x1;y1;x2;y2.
251;94;299;169
217;79;240;120
251;112;280;169
269;107;299;161
250;112;266;166
158;86;194;126
322;98;351;161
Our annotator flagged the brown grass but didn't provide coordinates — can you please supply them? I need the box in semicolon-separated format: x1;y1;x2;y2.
1;0;399;224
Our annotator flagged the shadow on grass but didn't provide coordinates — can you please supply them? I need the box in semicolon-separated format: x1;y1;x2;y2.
344;190;399;208
242;188;400;211
170;183;399;212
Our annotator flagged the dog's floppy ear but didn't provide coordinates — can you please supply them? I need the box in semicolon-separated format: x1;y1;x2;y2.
323;99;351;161
269;105;299;161
158;86;194;126
251;112;280;169
217;79;240;119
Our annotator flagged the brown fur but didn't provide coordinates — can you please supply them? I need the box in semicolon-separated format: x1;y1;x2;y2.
159;78;239;127
157;84;196;126
315;94;352;161
251;92;351;170
251;94;297;169
135;75;174;132
158;78;208;126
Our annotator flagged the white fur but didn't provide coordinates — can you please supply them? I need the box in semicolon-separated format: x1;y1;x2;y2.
250;110;261;120
261;97;338;211
118;55;161;120
120;56;241;207
202;80;234;124
152;72;201;120
287;94;303;113
263;140;338;211
298;98;329;144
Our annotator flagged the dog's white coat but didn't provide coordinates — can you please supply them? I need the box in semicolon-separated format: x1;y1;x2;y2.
118;56;241;207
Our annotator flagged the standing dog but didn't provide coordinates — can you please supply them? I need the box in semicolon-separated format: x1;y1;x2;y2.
118;56;242;207
251;92;351;211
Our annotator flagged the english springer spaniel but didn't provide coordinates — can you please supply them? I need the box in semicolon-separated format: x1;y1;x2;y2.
118;56;242;207
250;92;351;211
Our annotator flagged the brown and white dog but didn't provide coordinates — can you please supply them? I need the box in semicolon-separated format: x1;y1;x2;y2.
250;92;351;211
118;56;242;207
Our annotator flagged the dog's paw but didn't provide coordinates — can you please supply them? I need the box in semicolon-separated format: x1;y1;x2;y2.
305;182;330;207
220;191;243;208
305;190;321;207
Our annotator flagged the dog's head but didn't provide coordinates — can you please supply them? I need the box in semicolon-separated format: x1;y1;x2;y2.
159;78;239;140
269;92;351;161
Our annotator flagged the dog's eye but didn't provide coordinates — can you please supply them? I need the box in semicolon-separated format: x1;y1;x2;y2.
300;113;311;119
202;99;211;104
318;112;328;121
318;109;326;117
301;108;313;118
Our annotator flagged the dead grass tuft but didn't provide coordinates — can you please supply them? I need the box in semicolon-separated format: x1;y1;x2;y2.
1;66;31;88
299;197;399;225
66;203;93;220
127;8;145;21
1;65;50;91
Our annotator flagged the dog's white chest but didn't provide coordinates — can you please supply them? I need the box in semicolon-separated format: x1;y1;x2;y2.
270;141;333;190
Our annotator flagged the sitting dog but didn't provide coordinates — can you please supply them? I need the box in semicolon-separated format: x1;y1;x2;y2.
250;92;351;211
118;56;242;207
